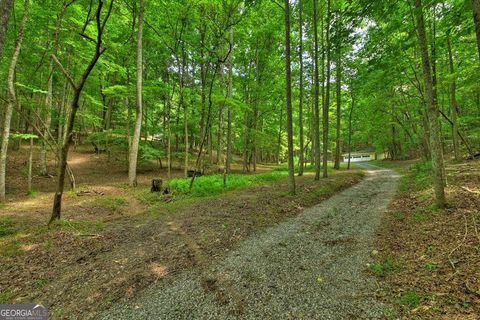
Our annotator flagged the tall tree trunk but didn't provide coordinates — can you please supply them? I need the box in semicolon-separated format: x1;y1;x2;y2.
347;87;354;170
473;0;480;61
414;0;446;208
334;10;342;170
225;27;234;174
0;0;29;203
128;0;144;187
0;0;13;61
447;34;460;160
298;0;305;176
28;137;33;193
183;50;188;177
322;0;331;178
313;0;321;180
284;0;296;194
277;107;283;164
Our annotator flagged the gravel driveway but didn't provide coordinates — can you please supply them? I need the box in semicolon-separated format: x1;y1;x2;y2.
103;165;400;320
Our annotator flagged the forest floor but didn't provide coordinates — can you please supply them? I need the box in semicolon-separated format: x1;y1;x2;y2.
371;158;480;319
0;145;364;319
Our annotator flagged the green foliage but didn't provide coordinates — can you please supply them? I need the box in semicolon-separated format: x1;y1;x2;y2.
10;133;38;140
169;171;287;197
370;257;401;276
425;262;438;271
33;278;49;289
399;291;423;309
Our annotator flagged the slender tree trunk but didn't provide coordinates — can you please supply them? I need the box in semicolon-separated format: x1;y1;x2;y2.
183;52;189;177
284;0;296;194
0;0;29;202
473;0;480;61
347;88;354;170
414;0;446;208
322;0;331;178
277;107;283;164
447;34;460;160
0;0;13;61
334;10;342;170
128;0;144;187
28;137;33;193
225;27;234;174
313;0;321;180
298;0;305;176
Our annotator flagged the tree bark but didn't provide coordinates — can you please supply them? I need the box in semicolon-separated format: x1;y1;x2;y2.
0;0;13;61
447;34;460;160
414;0;446;208
473;0;480;61
225;27;234;174
313;0;321;180
322;0;331;178
0;0;29;202
298;0;305;176
128;0;144;187
347;87;354;170
28;137;33;193
284;0;296;194
334;10;342;170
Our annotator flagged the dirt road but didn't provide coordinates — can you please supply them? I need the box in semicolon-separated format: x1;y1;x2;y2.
103;166;400;319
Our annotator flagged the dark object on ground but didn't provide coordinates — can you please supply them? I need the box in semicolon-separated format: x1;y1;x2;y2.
187;170;202;177
151;179;163;192
162;187;170;195
468;152;480;160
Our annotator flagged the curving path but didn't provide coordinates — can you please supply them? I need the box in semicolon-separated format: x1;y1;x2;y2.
103;165;400;320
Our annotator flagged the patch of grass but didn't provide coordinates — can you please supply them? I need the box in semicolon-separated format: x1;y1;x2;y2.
399;291;423;309
393;211;406;221
0;217;17;238
34;278;49;288
0;289;14;303
414;208;427;221
371;257;401;276
135;189;165;205
168;171;288;197
370;263;385;276
95;196;127;212
27;190;39;197
425;262;438;271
